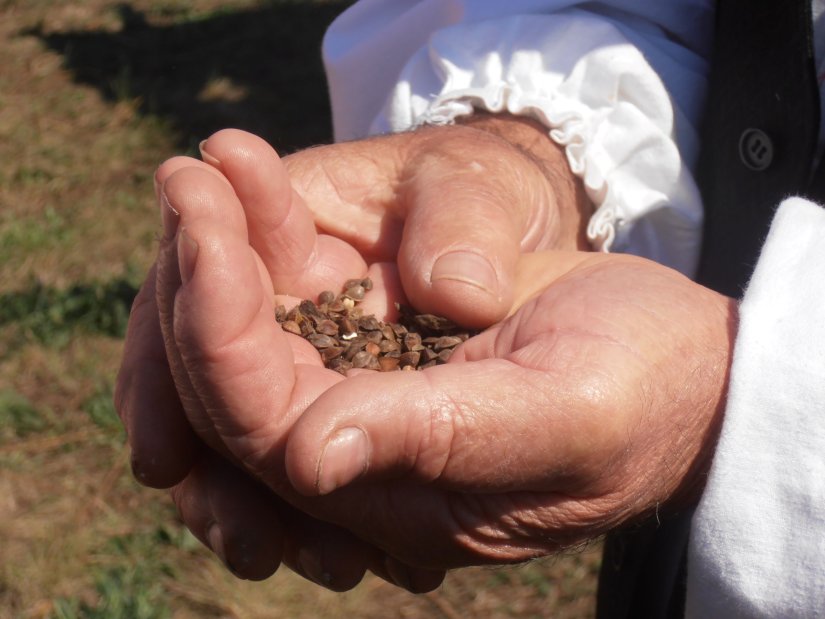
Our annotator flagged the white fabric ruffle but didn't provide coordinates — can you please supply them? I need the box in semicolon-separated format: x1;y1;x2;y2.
367;12;705;275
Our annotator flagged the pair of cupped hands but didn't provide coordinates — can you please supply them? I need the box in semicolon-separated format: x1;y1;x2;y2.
115;115;737;592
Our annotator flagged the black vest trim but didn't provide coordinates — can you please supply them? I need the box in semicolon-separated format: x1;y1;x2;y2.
696;1;819;296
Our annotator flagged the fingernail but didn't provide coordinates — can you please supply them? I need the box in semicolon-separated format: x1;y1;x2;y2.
160;191;179;240
199;139;222;169
177;228;198;285
225;538;254;580
431;251;499;296
207;523;228;566
130;455;147;483
316;427;369;495
298;547;333;587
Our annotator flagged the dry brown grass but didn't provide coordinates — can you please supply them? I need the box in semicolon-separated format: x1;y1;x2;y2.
0;1;600;617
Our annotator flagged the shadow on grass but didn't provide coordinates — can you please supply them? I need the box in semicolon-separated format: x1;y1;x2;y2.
0;277;138;349
26;1;353;153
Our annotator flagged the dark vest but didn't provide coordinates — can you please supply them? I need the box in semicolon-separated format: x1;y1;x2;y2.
596;3;821;617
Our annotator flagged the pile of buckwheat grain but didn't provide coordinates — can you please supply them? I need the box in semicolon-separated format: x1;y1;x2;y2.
275;278;474;374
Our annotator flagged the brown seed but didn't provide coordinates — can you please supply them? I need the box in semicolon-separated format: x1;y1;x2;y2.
399;351;420;368
378;356;400;372
381;325;396;341
318;290;335;305
359;315;381;331
287;307;302;323
345;284;365;300
328;358;353;375
413;313;456;332
403;333;423;352
352;350;379;370
419;348;439;364
340;317;357;337
379;339;401;353
299;300;322;319
308;333;337;349
275;275;477;373
365;330;383;344
434;336;464;350
344;336;367;358
437;348;454;363
316;319;339;336
321;346;344;362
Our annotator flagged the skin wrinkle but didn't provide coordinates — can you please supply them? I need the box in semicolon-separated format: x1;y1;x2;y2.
174;246;297;467
402;126;538;234
629;293;730;507
444;402;521;487
252;186;321;282
506;310;684;504
475;318;618;476
661;350;729;507
175;264;265;359
155;219;227;453
293;150;403;257
445;493;526;561
444;492;566;561
589;359;667;500
255;365;348;493
457;113;590;250
414;370;460;484
207;358;297;460
503;144;558;251
398;160;518;231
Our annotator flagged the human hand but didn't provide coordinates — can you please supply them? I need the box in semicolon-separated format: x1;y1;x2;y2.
116;119;591;489
116;150;450;590
115;120;590;586
280;249;738;568
126;136;737;576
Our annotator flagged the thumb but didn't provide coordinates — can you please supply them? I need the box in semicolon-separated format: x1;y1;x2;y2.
396;126;559;329
284;357;602;497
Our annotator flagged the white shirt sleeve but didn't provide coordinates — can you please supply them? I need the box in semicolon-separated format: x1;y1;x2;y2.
322;0;714;276
686;198;825;618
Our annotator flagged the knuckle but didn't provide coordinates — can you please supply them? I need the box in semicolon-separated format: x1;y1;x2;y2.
412;373;461;482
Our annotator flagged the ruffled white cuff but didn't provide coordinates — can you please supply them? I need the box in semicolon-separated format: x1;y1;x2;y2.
367;12;706;275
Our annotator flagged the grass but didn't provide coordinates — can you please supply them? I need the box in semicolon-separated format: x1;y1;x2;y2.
0;1;600;617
